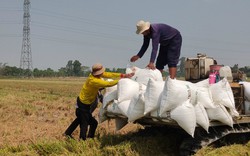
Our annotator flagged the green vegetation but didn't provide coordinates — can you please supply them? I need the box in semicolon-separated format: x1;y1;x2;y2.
195;142;250;156
0;60;127;77
0;78;250;156
0;130;182;156
1;58;250;78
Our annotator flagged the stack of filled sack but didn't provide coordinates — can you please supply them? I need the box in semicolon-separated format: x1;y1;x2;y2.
99;66;239;137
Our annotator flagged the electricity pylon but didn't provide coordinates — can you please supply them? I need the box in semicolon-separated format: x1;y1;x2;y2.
20;0;33;77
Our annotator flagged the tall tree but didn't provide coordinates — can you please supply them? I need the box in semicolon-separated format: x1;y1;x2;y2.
58;67;67;77
0;63;7;76
45;68;55;77
33;68;42;77
73;60;82;76
82;66;90;77
66;60;74;76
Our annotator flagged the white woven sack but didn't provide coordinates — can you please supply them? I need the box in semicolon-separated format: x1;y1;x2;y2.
126;66;141;81
170;100;196;137
139;83;147;94
116;100;131;117
150;105;170;123
195;102;209;132
103;89;117;108
150;109;163;119
240;81;250;101
105;80;117;92
245;101;250;114
160;77;192;115
117;78;139;102
209;78;235;109
126;66;140;74
98;104;108;123
206;104;233;127
219;66;233;82
196;87;215;108
177;80;199;106
127;93;145;122
144;78;165;115
103;80;118;108
133;68;163;85
106;101;123;115
196;78;210;88
150;93;163;117
229;108;239;117
194;78;215;108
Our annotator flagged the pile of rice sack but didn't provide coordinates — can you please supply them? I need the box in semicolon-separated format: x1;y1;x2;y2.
99;66;240;137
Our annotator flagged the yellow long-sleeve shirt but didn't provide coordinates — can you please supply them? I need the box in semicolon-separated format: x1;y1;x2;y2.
79;72;121;104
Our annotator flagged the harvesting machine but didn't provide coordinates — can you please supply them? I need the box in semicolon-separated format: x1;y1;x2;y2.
104;53;250;156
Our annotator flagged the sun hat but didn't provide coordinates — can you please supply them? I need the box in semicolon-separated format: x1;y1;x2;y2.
92;63;105;76
136;20;150;34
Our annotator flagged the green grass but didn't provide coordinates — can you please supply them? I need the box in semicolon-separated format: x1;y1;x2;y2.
195;142;250;156
0;128;182;156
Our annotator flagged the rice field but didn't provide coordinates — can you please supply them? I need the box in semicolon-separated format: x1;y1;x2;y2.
0;78;249;156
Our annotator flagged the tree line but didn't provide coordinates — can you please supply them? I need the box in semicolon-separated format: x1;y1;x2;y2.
0;60;127;77
0;58;250;78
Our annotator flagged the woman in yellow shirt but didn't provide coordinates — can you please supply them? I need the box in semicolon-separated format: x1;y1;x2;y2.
64;63;134;140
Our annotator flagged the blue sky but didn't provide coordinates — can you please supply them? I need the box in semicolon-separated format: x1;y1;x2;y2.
0;0;249;70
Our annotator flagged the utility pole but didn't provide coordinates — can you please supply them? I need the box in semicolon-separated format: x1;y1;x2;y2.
20;0;33;77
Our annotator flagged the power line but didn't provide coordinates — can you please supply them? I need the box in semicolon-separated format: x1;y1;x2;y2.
0;34;22;37
31;21;137;42
1;5;248;50
0;7;22;11
31;34;135;51
184;35;250;48
184;44;249;55
1;2;249;63
0;21;22;24
31;8;131;31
